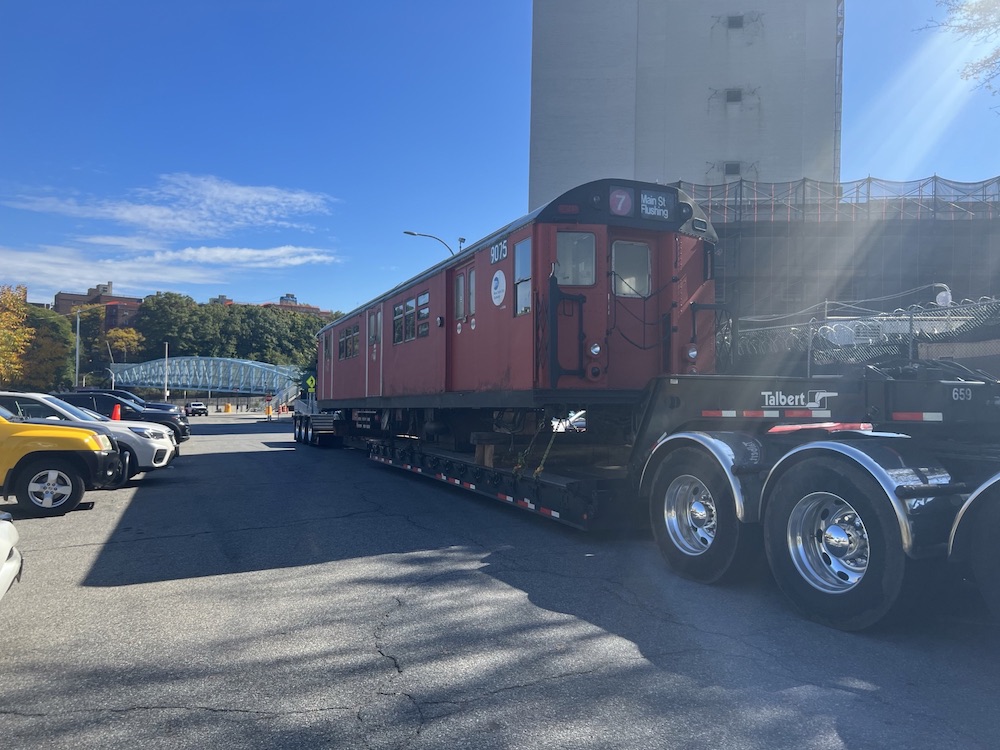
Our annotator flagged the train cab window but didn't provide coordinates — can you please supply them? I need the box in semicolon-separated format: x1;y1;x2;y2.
455;273;466;319
514;238;532;316
612;241;651;297
468;269;476;315
555;232;595;286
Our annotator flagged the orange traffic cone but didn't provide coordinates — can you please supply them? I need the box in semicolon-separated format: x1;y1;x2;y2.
111;403;121;420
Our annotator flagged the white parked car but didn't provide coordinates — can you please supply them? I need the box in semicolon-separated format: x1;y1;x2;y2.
0;392;177;481
0;512;23;603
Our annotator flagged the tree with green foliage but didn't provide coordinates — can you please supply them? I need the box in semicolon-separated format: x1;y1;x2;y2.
106;327;145;364
14;307;74;390
133;292;200;359
0;285;35;385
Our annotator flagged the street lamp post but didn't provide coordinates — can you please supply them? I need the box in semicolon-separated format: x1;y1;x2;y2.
74;310;81;387
403;231;462;256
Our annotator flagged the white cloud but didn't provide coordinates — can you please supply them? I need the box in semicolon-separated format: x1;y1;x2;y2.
78;235;169;251
2;173;336;239
143;245;342;269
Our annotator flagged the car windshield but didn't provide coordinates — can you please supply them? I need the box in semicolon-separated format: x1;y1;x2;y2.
41;395;101;422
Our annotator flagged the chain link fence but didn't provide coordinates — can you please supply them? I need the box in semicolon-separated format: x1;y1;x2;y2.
717;294;1000;377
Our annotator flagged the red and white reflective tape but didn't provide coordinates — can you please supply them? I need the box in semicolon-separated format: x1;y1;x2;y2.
702;409;831;419
892;412;944;422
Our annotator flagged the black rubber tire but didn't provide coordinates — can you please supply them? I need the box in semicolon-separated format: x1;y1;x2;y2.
970;490;1000;624
14;458;86;517
764;457;918;631
105;448;131;489
121;446;141;479
649;447;760;584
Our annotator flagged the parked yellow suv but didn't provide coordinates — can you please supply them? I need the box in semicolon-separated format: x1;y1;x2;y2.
0;404;119;517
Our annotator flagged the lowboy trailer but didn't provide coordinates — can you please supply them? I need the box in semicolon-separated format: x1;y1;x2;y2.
295;358;1000;631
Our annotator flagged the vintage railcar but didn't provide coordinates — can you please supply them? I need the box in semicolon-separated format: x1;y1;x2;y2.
314;179;717;442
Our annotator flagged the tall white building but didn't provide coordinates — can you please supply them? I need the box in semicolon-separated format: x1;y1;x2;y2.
529;0;844;209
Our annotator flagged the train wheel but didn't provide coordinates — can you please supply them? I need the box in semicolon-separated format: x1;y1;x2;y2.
649;447;759;584
764;457;919;631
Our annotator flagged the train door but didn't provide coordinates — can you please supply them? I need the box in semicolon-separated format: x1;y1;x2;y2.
365;304;383;397
607;228;715;380
447;261;477;390
546;226;610;388
605;228;665;386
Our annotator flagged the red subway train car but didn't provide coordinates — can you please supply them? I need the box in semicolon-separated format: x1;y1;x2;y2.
313;178;717;442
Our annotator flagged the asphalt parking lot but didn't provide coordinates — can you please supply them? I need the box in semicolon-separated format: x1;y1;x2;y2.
1;413;999;749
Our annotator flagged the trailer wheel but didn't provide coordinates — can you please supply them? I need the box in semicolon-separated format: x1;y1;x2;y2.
764;457;916;631
15;459;85;517
970;493;1000;623
649;447;758;583
293;419;302;443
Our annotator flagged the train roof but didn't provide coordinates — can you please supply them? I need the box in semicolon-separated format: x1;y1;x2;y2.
318;178;715;335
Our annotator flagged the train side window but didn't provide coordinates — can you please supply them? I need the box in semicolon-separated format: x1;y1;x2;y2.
514;238;531;316
455;273;466;319
612;241;651;297
393;304;404;344
404;298;417;341
417;292;430;337
468;268;476;315
555;232;595;286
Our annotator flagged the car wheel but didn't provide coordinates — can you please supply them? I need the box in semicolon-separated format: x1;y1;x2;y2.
106;448;132;489
15;459;85;516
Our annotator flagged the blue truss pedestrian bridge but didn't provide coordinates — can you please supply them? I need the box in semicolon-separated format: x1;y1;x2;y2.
109;357;302;404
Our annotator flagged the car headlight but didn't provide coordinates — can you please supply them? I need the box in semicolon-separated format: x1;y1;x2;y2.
130;426;167;440
94;434;114;451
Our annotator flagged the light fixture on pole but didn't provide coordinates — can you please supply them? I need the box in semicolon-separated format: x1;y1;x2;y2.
403;230;456;256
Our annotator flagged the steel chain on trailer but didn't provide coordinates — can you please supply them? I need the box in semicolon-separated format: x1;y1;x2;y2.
513;421;547;477
533;429;559;478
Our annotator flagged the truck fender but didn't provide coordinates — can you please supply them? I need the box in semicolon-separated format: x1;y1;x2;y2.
761;439;957;559
639;431;766;523
948;470;1000;562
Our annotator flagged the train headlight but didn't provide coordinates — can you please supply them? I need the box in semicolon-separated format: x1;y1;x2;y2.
589;342;602;357
685;344;698;362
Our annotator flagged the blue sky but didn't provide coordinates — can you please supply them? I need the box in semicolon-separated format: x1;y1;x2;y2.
2;1;996;312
